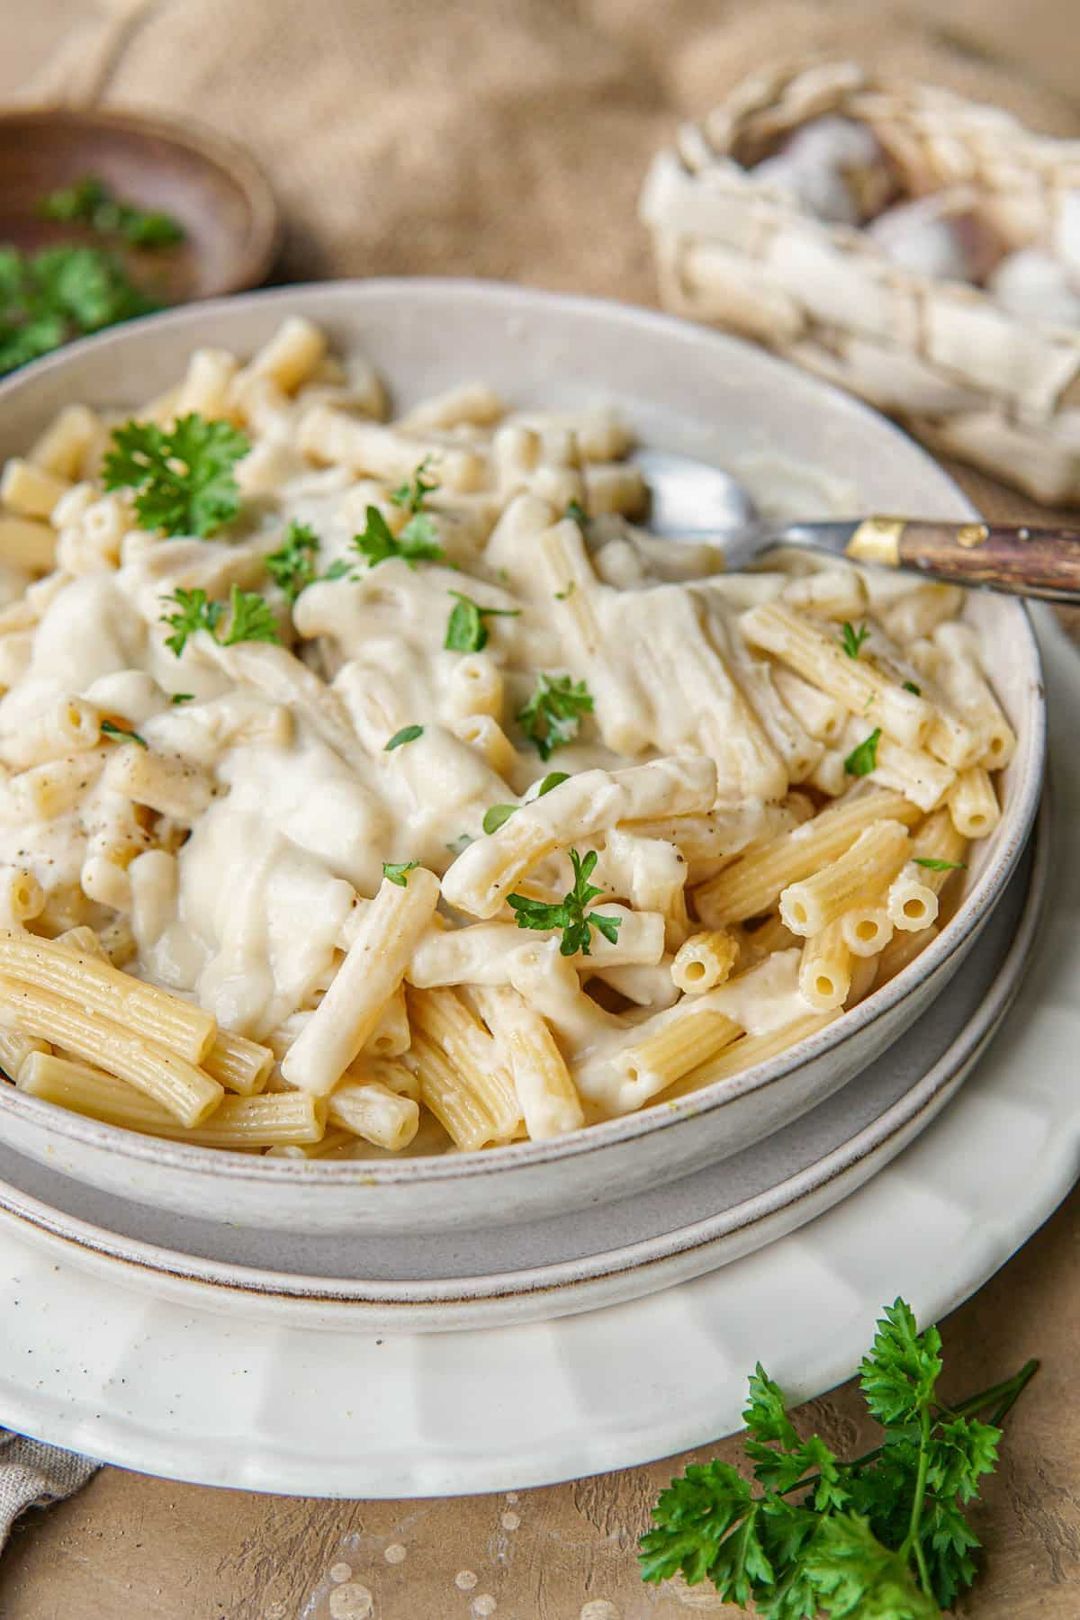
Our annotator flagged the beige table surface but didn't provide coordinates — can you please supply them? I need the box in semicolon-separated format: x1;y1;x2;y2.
1;2;1079;1615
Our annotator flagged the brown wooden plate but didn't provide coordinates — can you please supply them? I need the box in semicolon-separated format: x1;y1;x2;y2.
0;105;280;302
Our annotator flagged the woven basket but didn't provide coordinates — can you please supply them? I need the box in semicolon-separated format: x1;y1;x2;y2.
640;61;1080;506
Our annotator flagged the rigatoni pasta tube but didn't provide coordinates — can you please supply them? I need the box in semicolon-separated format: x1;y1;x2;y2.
948;767;1001;840
18;1053;322;1145
662;1012;838;1100
779;820;910;937
406;985;520;1139
282;866;439;1096
0;977;221;1126
407;1031;505;1151
671;931;738;995
0;928;215;1062
798;922;852;1011
910;810;968;894
886;865;940;933
470;984;584;1139
407;909;664;987
203;1029;275;1096
839;901;894;958
694;788;919;926
327;1079;419;1151
603;1005;742;1114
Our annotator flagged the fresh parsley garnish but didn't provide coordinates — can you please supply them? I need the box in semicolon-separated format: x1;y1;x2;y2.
517;674;593;761
170;692;195;705
844;727;881;778
903;680;922;696
352;504;443;569
221;586;280;646
0;244;159;377
913;857;967;872
40;176;184;249
390;457;439;513
382;860;419;887
159;585;279;657
444;591;521;653
385;725;424;751
103;413;249;538
100;719;147;749
507;847;621;957
265;521;320;602
565;498;589;529
483;771;569;835
641;1297;1037;1617
322;558;354;581
840;621;870;659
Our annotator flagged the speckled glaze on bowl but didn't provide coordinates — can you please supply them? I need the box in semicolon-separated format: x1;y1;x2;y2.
0;280;1046;1235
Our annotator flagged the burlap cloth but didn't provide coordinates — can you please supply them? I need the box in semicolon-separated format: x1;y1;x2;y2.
11;0;1080;299
0;0;1078;1557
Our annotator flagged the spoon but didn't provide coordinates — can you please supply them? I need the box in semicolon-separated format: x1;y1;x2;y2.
634;447;1080;603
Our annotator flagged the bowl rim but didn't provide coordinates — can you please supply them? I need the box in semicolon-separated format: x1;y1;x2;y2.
0;276;1047;1186
0;103;280;296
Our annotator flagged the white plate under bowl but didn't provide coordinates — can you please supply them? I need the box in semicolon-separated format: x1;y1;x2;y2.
0;280;1045;1236
0;609;1073;1497
0;802;1045;1331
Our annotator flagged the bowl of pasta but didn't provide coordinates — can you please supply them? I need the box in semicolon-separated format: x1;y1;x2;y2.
0;280;1044;1236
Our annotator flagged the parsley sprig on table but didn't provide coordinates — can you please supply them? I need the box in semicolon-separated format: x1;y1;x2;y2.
0;244;159;377
265;521;321;601
507;847;621;957
160;584;280;656
517;673;593;760
640;1297;1037;1618
104;413;250;537
444;591;520;653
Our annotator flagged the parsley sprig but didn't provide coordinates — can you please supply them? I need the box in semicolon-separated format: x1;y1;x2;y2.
100;719;147;749
483;771;569;835
103;414;249;538
160;585;280;657
265;521;320;602
390;457;439;513
382;860;419;887
641;1298;1037;1617
840;621;870;660
517;673;593;761
444;591;520;653
0;244;159;377
913;857;966;873
41;176;184;249
507;847;621;957
844;728;881;778
351;504;443;570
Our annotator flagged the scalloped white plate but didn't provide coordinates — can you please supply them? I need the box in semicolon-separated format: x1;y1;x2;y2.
0;617;1071;1497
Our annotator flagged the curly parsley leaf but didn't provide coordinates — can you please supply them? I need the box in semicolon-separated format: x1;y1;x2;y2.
390;457;439;513
40;175;184;249
903;680;922;696
0;244;159;377
517;673;593;760
220;585;280;647
159;584;278;656
103;413;249;537
170;692;194;705
565;497;589;530
482;771;569;836
507;847;621;957
641;1297;1038;1618
382;860;419;887
384;724;423;751
913;857;966;873
444;591;521;653
159;587;224;656
265;521;320;601
844;727;881;778
100;719;147;749
840;621;871;660
352;504;443;569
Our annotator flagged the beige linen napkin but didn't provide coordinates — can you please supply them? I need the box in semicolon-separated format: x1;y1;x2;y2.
0;1431;98;1548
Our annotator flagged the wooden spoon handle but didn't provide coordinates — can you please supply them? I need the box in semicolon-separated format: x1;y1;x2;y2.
846;516;1080;602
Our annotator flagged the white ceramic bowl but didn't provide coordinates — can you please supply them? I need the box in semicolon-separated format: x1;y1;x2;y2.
0;280;1045;1234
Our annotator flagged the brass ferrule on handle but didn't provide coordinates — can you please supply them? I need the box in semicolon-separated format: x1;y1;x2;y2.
845;516;1080;602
